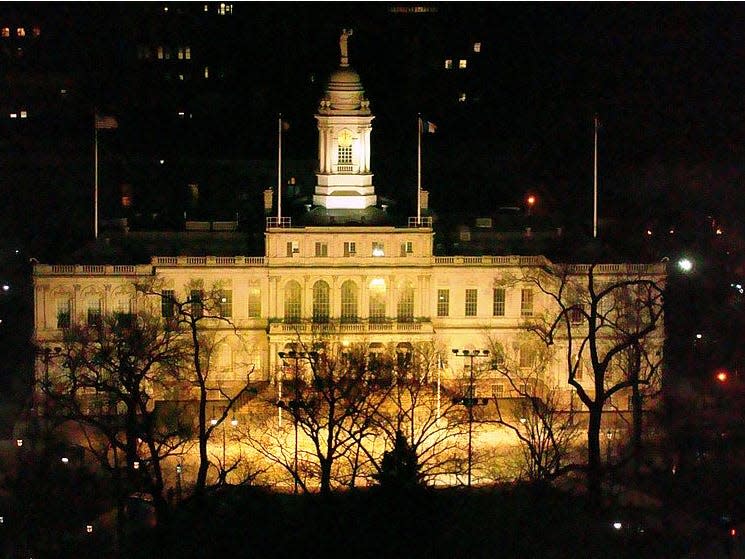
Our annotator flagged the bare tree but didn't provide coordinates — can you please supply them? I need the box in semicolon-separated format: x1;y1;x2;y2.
42;312;190;524
136;278;257;496
513;263;665;500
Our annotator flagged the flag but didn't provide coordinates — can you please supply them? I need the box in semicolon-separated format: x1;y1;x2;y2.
95;114;118;130
422;119;437;134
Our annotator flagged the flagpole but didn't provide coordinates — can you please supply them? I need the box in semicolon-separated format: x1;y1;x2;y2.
417;114;422;225
94;112;99;240
277;113;282;221
593;114;599;239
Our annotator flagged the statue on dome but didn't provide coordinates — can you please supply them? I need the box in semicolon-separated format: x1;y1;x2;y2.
340;28;353;66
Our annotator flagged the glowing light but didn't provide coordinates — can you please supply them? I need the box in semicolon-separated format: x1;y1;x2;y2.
2;284;9;292
369;278;385;289
717;371;729;383
61;457;69;464
526;195;536;206
613;522;623;530
677;258;693;272
646;229;652;236
210;418;218;426
16;439;22;447
716;228;723;235
86;524;93;533
372;247;384;257
695;333;702;340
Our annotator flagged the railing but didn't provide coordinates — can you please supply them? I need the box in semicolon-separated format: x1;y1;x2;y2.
266;216;292;229
432;255;550;267
269;319;434;335
36;264;152;276
408;216;433;227
151;256;265;267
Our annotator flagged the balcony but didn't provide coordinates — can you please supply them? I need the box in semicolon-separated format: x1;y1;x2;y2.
269;319;434;336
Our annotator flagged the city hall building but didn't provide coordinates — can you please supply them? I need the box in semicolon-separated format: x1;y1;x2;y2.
31;37;665;419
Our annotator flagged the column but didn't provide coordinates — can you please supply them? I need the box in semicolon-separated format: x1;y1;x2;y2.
318;125;325;173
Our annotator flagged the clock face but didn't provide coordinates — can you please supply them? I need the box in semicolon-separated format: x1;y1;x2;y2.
338;129;353;147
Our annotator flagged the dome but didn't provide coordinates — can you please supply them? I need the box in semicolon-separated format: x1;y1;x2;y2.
319;65;371;115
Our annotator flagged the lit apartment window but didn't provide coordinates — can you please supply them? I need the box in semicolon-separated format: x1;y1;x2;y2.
247;287;261;318
493;288;505;316
1;28;9;38
338;145;352;165
9;113;17;119
465;289;478;316
315;242;328;257
204;66;209;79
473;42;481;53
178;48;184;60
161;290;176;318
343;241;356;256
185;46;191;60
204;4;209;11
437;289;449;317
341;281;358;323
56;298;71;328
312;281;330;323
218;290;232;318
521;289;534;317
400;241;413;256
19;110;27;119
397;284;414;322
16;28;25;38
157;46;164;60
369;285;386;323
458;92;467;103
286;241;299;256
444;59;452;69
218;2;233;15
284;281;302;323
458;59;467;69
372;242;384;257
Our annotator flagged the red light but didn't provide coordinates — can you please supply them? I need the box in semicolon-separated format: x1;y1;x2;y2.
731;528;737;537
717;371;729;383
527;195;536;206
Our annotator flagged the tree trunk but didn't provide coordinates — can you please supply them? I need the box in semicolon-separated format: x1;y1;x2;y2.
319;457;332;495
631;379;643;474
587;403;602;506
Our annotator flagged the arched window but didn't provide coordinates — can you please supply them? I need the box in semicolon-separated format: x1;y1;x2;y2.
312;280;330;323
340;280;358;323
397;282;415;322
284;281;302;323
369;279;386;323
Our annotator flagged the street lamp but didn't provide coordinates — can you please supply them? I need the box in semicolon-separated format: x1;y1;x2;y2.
451;348;490;487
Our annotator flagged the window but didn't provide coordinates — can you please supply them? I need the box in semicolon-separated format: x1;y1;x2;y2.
286;241;299;256
473;42;481;53
185;46;191;60
397;283;414;322
492;383;504;398
458;92;467;103
247;287;261;318
315;242;328;257
16;28;25;38
338;145;352;165
341;281;358;323
519;346;536;368
312;281;330;323
369;280;386;323
343;241;356;256
284;281;302;323
400;241;413;256
204;66;209;79
87;298;102;327
178;47;184;60
190;289;203;318
372;242;384;257
465;289;478;317
218;2;233;15
161;290;176;318
1;28;9;38
157;46;164;60
493;288;505;316
570;304;584;324
437;289;449;317
218;290;232;318
458;59;467;69
56;298;71;328
32;27;40;37
444;59;453;69
521;289;534;317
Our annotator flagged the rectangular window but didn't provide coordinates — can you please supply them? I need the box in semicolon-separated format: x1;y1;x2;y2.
247;287;261;318
338;145;352;165
473;42;481;53
314;242;328;257
157;46;164;60
218;290;232;318
372;242;384;257
493;288;505;316
465;289;478;317
286;241;299;256
1;28;9;38
521;289;534;317
178;47;184;60
437;289;449;317
161;290;176;318
87;299;101;327
570;304;584;324
400;241;413;256
190;289;203;318
185;46;191;60
56;298;71;328
520;346;536;368
458;59;467;69
444;59;453;69
492;383;504;398
343;241;356;256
